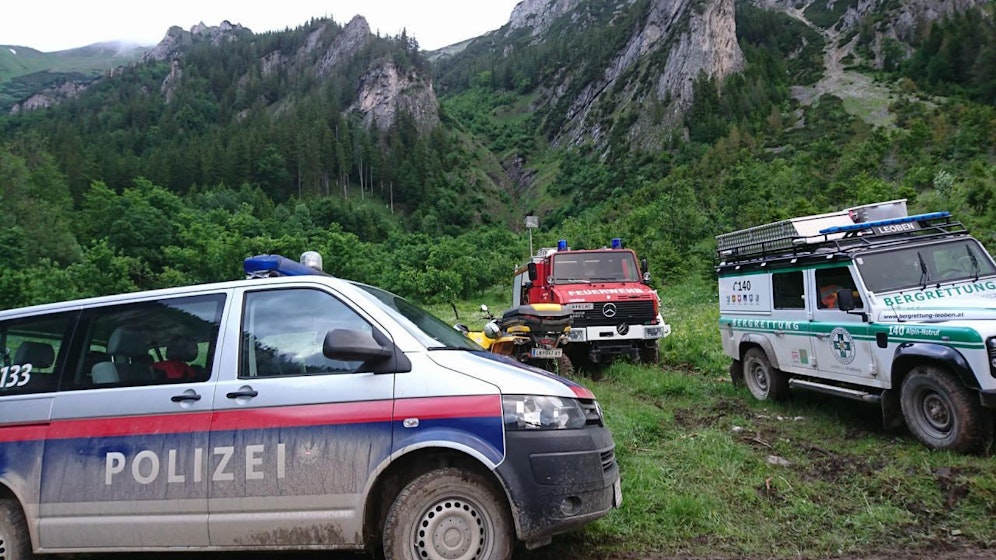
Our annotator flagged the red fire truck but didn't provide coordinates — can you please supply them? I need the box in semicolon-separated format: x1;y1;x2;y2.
512;238;671;369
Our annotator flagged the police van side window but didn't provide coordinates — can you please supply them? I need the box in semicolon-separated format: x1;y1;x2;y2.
772;271;805;309
240;288;371;377
70;294;225;389
0;312;75;395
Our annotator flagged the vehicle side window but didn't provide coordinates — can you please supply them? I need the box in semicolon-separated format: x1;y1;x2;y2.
772;271;805;309
0;312;75;395
70;294;225;389
240;288;371;377
815;267;863;310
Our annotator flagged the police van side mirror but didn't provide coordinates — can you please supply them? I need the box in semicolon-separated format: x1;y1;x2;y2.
324;329;410;373
836;289;855;312
324;329;392;361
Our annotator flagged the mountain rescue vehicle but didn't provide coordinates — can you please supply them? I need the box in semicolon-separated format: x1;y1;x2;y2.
717;200;996;453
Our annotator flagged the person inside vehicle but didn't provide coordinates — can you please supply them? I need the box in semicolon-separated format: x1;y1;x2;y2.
817;269;863;309
153;337;201;381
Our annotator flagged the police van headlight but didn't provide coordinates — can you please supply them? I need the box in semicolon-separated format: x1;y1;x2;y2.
503;395;587;430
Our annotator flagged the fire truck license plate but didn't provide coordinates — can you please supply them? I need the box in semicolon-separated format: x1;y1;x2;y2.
531;348;563;359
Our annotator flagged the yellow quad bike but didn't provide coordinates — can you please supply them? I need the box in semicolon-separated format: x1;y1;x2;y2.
457;304;574;376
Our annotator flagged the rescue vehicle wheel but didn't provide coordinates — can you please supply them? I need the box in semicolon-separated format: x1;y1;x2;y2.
0;498;33;560
742;348;788;401
383;467;513;560
900;365;992;453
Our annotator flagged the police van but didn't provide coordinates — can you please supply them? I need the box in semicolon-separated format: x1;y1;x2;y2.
0;253;621;559
716;200;996;453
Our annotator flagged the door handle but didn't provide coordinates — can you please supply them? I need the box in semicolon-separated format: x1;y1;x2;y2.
171;392;202;402
226;389;259;399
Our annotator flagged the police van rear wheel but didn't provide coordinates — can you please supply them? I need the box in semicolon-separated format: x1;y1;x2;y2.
900;365;992;453
0;498;33;560
743;348;788;401
383;467;513;560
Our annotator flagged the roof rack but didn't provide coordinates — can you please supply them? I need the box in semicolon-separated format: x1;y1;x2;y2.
716;201;970;269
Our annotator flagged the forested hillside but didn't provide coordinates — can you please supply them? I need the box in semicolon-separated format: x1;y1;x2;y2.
0;0;994;311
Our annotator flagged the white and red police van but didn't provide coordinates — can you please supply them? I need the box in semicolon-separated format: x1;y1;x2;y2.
0;253;621;559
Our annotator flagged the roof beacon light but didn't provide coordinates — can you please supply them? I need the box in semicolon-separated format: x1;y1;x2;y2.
819;212;950;235
244;254;329;278
611;237;623;249
300;251;324;271
557;239;569;251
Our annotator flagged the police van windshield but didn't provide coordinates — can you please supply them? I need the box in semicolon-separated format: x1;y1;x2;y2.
551;251;640;283
856;239;996;293
351;283;480;350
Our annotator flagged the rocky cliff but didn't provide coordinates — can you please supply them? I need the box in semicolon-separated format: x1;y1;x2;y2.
504;0;744;150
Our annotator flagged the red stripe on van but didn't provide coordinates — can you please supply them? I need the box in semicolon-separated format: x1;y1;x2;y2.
394;394;501;419
570;386;595;399
0;423;48;443
210;399;394;431
0;395;501;442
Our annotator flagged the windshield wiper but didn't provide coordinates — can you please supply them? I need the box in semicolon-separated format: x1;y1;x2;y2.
967;245;980;282
917;251;929;290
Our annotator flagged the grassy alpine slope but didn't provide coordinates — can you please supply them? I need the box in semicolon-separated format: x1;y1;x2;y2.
516;278;996;559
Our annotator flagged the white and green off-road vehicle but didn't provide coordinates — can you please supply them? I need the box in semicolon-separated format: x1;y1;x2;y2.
717;200;996;453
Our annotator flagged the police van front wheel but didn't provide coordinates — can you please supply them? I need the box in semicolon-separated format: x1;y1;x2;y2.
0;498;34;560
383;467;514;560
742;348;789;401
900;366;992;453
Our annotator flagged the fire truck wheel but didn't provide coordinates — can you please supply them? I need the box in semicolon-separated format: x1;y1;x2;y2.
640;345;660;365
900;365;993;453
383;467;513;560
0;498;33;560
742;348;788;401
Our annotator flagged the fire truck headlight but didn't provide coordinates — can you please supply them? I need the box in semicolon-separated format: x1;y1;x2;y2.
502;395;586;430
645;326;663;338
567;329;586;342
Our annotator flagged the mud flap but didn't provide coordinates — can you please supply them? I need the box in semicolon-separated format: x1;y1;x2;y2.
881;388;905;430
729;360;744;386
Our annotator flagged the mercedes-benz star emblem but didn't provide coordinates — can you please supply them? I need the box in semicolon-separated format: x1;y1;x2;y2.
602;303;617;318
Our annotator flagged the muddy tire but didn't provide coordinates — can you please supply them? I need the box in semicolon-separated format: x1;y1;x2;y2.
742;348;789;401
555;355;575;377
382;467;513;560
0;498;33;560
900;365;992;453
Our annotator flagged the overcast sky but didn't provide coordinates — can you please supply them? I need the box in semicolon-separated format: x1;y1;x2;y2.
2;1;523;52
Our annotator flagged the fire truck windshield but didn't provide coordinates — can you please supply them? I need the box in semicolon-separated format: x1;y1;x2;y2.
551;251;640;284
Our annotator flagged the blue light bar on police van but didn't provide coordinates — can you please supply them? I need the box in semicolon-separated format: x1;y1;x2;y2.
244;254;328;277
819;211;950;235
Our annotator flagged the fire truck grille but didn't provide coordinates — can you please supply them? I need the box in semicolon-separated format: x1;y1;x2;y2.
570;300;656;327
